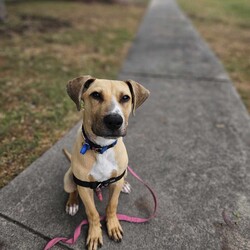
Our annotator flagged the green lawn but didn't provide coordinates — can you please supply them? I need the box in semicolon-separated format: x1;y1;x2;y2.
0;1;147;188
177;0;250;112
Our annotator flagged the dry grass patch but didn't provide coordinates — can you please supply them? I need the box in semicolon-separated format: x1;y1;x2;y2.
0;0;147;188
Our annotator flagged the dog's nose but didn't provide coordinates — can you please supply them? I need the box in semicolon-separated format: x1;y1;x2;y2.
104;114;123;130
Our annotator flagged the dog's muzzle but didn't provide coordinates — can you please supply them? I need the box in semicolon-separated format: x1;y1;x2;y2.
103;114;123;131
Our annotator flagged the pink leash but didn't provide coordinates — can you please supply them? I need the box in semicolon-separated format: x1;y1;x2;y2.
44;166;157;250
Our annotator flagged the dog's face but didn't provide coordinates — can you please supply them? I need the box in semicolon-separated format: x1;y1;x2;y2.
67;75;150;139
82;79;133;138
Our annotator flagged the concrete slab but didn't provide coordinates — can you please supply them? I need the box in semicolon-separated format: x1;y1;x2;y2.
121;76;250;249
0;217;64;250
121;0;229;81
1;0;250;249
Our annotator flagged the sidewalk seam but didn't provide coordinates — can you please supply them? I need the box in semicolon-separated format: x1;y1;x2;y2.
0;212;74;250
120;71;230;83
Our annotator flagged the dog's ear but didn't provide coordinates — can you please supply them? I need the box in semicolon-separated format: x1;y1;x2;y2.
66;75;96;111
125;80;150;115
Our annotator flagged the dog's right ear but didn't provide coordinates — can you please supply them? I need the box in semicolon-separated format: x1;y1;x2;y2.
125;79;150;115
66;75;96;111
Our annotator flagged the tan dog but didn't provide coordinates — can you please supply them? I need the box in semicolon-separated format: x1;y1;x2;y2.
63;75;149;250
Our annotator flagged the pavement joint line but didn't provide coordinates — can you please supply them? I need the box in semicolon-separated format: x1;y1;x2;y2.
0;212;74;250
120;71;230;83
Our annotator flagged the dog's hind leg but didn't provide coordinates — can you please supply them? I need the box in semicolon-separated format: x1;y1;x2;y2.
121;181;131;194
64;167;79;216
66;190;79;216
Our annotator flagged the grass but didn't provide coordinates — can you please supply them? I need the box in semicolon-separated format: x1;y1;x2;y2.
177;0;250;112
0;0;147;188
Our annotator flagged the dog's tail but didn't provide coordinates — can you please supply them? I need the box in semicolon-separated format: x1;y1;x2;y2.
63;148;71;162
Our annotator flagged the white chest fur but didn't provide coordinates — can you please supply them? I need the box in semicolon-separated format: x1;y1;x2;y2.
89;149;117;182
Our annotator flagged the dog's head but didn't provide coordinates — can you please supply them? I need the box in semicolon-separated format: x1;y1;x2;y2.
67;75;150;139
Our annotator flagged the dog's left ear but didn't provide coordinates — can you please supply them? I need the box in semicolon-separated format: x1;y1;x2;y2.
125;80;150;115
66;75;96;111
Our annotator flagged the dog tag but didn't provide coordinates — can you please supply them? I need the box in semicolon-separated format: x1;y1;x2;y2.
80;143;90;155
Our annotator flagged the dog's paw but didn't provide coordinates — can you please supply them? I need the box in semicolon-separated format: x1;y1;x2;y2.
86;225;103;250
65;203;79;216
106;216;123;242
121;181;131;194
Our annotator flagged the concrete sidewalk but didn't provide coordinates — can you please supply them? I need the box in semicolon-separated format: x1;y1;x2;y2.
1;0;250;249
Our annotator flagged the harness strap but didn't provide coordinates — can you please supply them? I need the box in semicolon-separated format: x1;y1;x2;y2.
72;170;126;189
44;166;157;250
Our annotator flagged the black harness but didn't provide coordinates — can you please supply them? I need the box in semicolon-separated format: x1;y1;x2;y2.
73;170;126;190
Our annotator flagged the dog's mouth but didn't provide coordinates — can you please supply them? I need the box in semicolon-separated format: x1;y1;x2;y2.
92;128;126;139
103;133;126;139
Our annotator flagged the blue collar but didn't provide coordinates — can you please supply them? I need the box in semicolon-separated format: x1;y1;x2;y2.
80;126;117;155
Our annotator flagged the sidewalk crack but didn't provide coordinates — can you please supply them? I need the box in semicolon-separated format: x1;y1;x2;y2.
0;212;74;250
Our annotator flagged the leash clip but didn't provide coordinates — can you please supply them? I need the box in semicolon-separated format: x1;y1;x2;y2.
96;182;108;189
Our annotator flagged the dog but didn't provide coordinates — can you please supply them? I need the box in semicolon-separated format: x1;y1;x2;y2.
63;75;149;250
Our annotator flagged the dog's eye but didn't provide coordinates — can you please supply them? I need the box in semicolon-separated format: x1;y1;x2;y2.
121;95;130;103
90;91;102;101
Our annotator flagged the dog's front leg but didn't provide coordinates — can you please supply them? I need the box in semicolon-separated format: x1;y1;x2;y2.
106;179;124;242
78;186;103;250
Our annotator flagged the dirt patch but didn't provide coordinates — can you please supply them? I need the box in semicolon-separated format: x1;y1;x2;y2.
0;14;72;37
